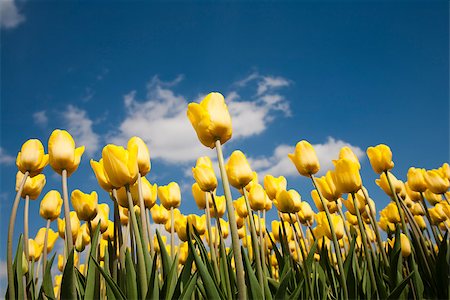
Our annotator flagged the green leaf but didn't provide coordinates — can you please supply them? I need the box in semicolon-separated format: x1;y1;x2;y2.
103;244;116;300
60;250;77;300
40;253;56;300
388;271;414;299
179;272;198;300
274;269;292;299
85;222;101;299
242;247;263;300
91;254;126;300
436;231;449;299
15;235;24;300
125;249;138;300
156;230;171;279
146;252;159;300
162;253;179;300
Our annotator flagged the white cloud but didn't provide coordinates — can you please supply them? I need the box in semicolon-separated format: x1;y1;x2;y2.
111;74;291;164
0;260;6;279
0;147;15;165
250;137;365;178
33;110;48;127
64;105;100;156
0;0;25;29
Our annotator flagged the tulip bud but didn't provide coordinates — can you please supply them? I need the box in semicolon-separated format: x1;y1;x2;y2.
233;196;248;218
342;191;366;215
297;201;314;225
16;139;49;177
102;144;139;188
264;175;287;200
405;182;421;202
375;172;402;197
192;156;217;192
220;219;229;238
316;211;345;240
90;159;114;191
424;170;449;194
244;171;259;193
75;231;85;252
414;215;427;230
132;177;157;209
428;205;447;224
57;211;80;242
333;146;361;169
34;228;59;253
71;190;98;221
389;233;411;257
315;170;341;201
334;158;362;194
90;203;109;233
128;136;151;176
366;144;394;174
40;190;63;221
151;204;170;224
102;220;115;241
225;150;254;189
192;183;212;210
48;129;85;176
210;195;226;218
288;140;320;177
187;92;233;148
311;190;339;214
274;189;301;213
16;171;46;200
248;184;268;211
406;167;427;193
118;206;129;225
158;182;181;209
175;216;188;242
28;239;44;261
424;189;442;206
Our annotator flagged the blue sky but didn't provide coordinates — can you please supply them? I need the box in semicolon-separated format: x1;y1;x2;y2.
0;0;448;291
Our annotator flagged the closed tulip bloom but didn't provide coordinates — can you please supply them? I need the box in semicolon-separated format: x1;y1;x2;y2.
28;239;44;261
342;191;366;215
225;150;254;189
333;146;361;169
235;214;245;228
75;232;85;252
428;205;447;225
57;211;80;241
265;196;273;211
151;204;170;224
297;201;314;225
234;196;248;218
375;172;402;197
405;182;421;202
175;216;188;242
192;156;217;192
288;140;320;177
102;220;115;241
410;203;425;216
188;214;206;235
244;171;259;193
192;183;212;210
115;185;138;208
248;184;268;211
102;144;139;188
131;177;157;209
382;202;401;224
315;170;341;201
334;158;362;194
424;189;442;206
379;216;396;233
345;211;358;226
91;203;109;233
71;190;98;221
16;139;49;177
35;228;59;253
80;223;91;246
414;215;427;230
274;189;301;213
210;195;226;218
264;175;287;200
39;190;63;221
424;170;449;194
438;163;450;180
118;206;129;225
179;242;189;265
158;182;181;209
237;225;246;239
316;212;345;240
220;219;230;238
311;190;339;214
90;159;114;191
16;171;46;200
389;233;411;257
48;129;85;176
407;167;427;193
187;92;233;148
127;136;151;176
366;144;394;174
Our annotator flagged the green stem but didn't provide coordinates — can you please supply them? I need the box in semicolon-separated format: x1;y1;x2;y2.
384;171;407;234
336;205;350;254
7;170;28;300
62;169;73;254
205;196;220;281
215;140;246;300
42;219;50;277
137;173;150;254
311;175;348;300
420;193;440;245
170;207;175;258
146;209;154;256
24;195;30;268
126;185;148;299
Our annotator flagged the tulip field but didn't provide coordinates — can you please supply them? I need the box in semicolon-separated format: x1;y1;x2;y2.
5;92;450;299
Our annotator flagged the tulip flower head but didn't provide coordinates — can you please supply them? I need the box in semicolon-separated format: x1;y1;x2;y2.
264;175;287;200
333;146;361;169
40;190;63;221
192;183;212;210
16;139;49;177
48;129;85;176
102;144;139;188
315;170;341;201
288;140;320;177
151;204;170;224
376;172;402;197
424;169;449;194
158;182;181;209
35;228;59;253
407;167;427;193
225;150;254;189
16;171;46;200
192;156;217;192
127;136;151;176
366;144;394;174
90;159;114;191
333;158;362;194
274;189;302;213
91;203;110;233
71;190;98;221
248;184;268;211
58;211;80;241
187;92;233;148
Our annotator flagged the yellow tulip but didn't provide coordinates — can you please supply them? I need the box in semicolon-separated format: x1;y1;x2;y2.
429;204;447;224
315;170;341;201
75;231;85;252
424;189;442;206
115;185;137;208
16;139;49;177
154;235;167;253
237;225;246;239
150;204;170;224
210;195;226;218
333;158;362;194
158;182;181;209
405;182;421;202
102;144;139;188
424;169;449;194
48;129;85;176
28;239;44;261
175;216;188;242
119;206;129;225
315;212;345;240
244;171;259;193
271;221;292;241
179;242;189;265
128;136;151;176
438;163;450;180
388;233;411;257
71;190;98;221
225;150;254;189
90;203;109;233
188;214;206;235
379;216;396;233
345;211;358;226
90;159;114;191
333;146;361;169
80;223;91;246
102;220;115;240
366;144;394;174
220;219;229;238
99;239;109;261
57;211;80;241
192;183;212;210
381;202;401;224
187;92;233;148
407;167;427;193
273;189;301;213
248;184;268;211
233;196;248;218
414;215;427;230
297;201;314;225
40;190;63;221
16;171;46;200
288;140;320;177
34;228;59;253
375;172;402;197
192;156;217;192
264;174;287;200
410;203;425;216
342;191;366;215
236;214;245;228
131;177;157;209
311;190;339;214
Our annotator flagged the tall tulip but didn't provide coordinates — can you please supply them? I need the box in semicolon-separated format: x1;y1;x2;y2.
288;140;320;177
225;150;254;190
71;190;98;221
366;144;394;174
192;156;217;192
264;174;287;200
16;139;49;177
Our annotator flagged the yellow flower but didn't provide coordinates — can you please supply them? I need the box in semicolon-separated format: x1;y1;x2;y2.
316;211;345;240
379;216;395;233
75;231;85;252
333;158;362;194
225;150;254;189
127;136;151;176
248;184;268;211
192;156;217;192
119;206;129;225
57;211;80;241
244;171;259;193
405;182;421;202
311;190;339;214
187;92;233;148
315;170;341;201
102;220;115;241
342;191;366;215
28;239;44;261
233;196;248;218
424;169;449;194
188;214;206;235
102;144;139;188
99;239;108;261
48;129;85;176
175;216;188;242
40;190;63;221
375;172;402;197
150;204;170;224
158;182;181;209
406;167;427;193
273;189;301;213
381;202;401;224
16;171;46;200
80;223;91;245
288;140;320;177
34;228;59;253
209;195;226;218
428;205;447;225
16;139;49;177
388;233;411;257
345;211;358;226
90;159;114;191
179;242;189;265
333;146;361;169
438;163;450;180
220;219;229;238
71;190;98;221
143;177;158;209
192;183;212;210
263;174;287;200
366;144;394;174
424;189;442;206
91;203;109;233
414;215;427;230
297;202;314;225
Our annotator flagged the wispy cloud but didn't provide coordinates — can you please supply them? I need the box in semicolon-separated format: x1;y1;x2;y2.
0;147;15;165
0;0;25;29
249;137;365;178
33;110;48;127
64;105;100;156
111;73;292;164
